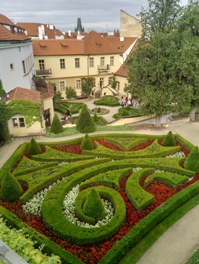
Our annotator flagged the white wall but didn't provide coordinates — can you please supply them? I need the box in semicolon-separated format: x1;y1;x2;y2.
0;41;35;93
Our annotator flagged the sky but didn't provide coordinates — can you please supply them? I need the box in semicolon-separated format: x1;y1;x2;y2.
2;0;189;33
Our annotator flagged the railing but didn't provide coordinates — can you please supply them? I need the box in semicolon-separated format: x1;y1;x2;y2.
98;64;110;72
36;69;52;75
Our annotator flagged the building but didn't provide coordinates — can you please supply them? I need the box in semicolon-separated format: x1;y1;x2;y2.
16;22;65;40
33;31;138;98
75;18;84;33
3;85;54;137
0;14;35;94
120;10;142;38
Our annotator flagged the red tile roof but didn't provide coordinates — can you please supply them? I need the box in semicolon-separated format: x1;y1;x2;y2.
115;63;128;77
16;22;64;39
33;31;138;56
5;87;42;103
0;14;30;41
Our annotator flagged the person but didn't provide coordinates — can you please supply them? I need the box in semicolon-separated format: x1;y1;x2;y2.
61;114;67;121
67;109;72;117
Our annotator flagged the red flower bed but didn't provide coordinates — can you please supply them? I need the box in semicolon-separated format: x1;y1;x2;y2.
0;137;196;264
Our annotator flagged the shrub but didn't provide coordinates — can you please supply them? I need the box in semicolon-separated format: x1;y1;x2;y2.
1;172;23;202
162;131;176;146
50;114;64;134
80;134;94;150
76;104;96;133
27;138;42;156
93;112;98;123
184;146;199;173
83;188;106;222
65;87;77;99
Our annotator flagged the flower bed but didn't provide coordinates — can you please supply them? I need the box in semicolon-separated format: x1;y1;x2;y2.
0;133;198;264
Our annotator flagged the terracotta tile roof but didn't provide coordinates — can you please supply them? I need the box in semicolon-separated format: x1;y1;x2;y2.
115;63;128;77
33;31;138;56
0;14;30;41
5;87;42;103
42;84;55;100
16;22;64;39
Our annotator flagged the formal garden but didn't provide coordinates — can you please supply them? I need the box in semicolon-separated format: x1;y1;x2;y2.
1;129;199;263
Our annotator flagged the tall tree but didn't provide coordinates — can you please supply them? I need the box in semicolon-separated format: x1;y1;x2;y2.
81;77;94;97
127;0;188;127
176;0;199;121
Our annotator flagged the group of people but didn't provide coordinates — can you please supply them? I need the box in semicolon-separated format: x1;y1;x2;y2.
121;96;139;108
61;109;72;121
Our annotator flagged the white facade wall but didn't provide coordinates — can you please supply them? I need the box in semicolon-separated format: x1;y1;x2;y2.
0;41;35;93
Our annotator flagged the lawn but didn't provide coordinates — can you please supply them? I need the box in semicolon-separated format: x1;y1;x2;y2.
0;132;198;264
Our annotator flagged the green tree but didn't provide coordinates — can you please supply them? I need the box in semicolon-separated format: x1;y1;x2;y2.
76;104;96;133
81;77;94;97
50;114;64;134
0;101;9;141
65;87;77;99
27;138;42;156
176;0;199;121
0;79;6;97
127;0;188;127
54;91;63;103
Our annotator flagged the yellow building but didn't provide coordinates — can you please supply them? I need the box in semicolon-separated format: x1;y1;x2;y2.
33;31;138;99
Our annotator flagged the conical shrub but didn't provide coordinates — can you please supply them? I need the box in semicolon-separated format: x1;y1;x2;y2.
76;105;96;133
162;131;176;146
80;134;94;150
93;112;98;123
1;172;23;202
28;138;42;156
83;188;105;222
50;114;64;134
184;146;199;173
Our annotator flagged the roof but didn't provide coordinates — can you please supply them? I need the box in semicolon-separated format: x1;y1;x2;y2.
33;31;138;56
115;63;128;77
5;87;42;103
3;85;54;103
16;22;64;39
0;14;30;41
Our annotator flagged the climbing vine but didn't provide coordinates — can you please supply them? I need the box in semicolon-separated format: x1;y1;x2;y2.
7;100;42;128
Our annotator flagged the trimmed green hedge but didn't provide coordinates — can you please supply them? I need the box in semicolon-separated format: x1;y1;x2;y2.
98;181;199;264
126;169;155;211
93;96;120;107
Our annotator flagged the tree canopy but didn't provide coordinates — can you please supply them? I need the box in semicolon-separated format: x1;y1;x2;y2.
127;0;191;127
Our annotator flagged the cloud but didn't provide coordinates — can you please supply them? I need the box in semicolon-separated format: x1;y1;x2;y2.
1;0;189;32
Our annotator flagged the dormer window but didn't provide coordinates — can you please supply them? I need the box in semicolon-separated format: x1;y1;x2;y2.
96;42;102;47
60;42;68;48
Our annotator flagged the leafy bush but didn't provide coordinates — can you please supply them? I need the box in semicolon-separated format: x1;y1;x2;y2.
80;134;94;150
27;138;42;156
184;146;199;173
65;87;77;99
1;172;23;202
50;114;64;134
162;131;176;146
93;112;98;123
76;105;96;133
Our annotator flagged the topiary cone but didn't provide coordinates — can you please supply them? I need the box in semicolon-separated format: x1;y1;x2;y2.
50;113;64;134
1;172;23;202
28;138;42;156
162;131;176;146
83;188;105;222
184;146;199;173
80;134;94;150
76;104;96;133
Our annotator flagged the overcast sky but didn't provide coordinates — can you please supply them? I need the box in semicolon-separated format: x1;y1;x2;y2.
2;0;189;32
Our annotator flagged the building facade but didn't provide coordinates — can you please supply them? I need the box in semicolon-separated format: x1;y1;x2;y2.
33;31;138;98
0;14;35;94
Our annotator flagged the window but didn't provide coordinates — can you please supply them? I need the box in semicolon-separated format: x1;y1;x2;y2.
12;117;25;127
19;118;25;127
110;56;114;66
12;118;18;127
22;60;26;74
92;78;96;87
60;81;65;91
76;80;81;89
75;58;80;68
39;60;45;70
100;57;105;66
60;59;65;69
108;77;113;86
10;63;14;70
100;78;104;88
89;57;94;67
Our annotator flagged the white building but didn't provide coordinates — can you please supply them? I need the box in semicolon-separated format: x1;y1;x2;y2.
0;14;35;93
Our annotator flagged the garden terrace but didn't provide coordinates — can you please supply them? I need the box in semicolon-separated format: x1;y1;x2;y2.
0;133;199;264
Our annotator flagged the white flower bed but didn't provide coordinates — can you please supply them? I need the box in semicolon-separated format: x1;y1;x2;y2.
165;151;185;158
62;184;114;228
